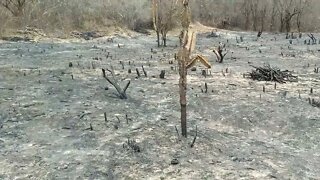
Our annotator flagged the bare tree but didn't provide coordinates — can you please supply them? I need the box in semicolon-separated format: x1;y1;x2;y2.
241;0;268;32
249;0;259;31
152;0;178;47
295;0;310;33
278;0;300;32
259;4;268;31
269;0;278;31
0;0;30;16
152;0;161;47
241;0;251;30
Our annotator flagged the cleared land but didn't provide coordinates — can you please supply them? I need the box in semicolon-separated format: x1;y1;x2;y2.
0;30;319;179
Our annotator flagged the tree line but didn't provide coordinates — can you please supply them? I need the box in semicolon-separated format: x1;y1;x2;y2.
0;0;318;36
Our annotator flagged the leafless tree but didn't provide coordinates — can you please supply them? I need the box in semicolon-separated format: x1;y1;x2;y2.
152;0;178;47
0;0;30;16
278;0;300;32
241;0;268;32
295;0;310;33
249;0;259;31
269;0;278;31
241;1;251;30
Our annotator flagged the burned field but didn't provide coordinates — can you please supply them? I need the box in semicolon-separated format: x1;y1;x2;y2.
0;30;319;179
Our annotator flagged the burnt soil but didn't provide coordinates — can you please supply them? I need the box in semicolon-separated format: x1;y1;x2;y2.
0;31;319;179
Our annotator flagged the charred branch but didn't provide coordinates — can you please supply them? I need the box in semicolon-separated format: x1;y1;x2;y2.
102;67;130;99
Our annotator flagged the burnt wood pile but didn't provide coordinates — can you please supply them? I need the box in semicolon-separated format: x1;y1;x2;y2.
246;64;298;83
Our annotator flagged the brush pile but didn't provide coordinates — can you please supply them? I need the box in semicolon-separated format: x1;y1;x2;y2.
246;64;298;83
71;31;103;40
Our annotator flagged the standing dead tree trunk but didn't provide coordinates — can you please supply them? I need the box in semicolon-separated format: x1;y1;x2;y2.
102;67;130;99
259;5;267;32
284;10;299;33
296;10;302;33
175;0;212;138
152;0;177;47
152;0;161;47
270;0;278;31
177;0;192;138
296;0;309;33
278;0;300;33
250;0;259;31
241;0;251;30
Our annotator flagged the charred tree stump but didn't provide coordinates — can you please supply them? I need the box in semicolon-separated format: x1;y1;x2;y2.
142;65;147;77
136;68;141;78
120;61;125;69
257;30;262;38
204;83;208;93
160;70;165;79
202;70;207;77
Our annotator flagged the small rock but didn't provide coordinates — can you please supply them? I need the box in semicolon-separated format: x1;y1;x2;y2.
131;122;142;130
171;158;179;165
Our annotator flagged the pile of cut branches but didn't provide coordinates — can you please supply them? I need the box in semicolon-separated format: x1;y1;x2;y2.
246;64;298;83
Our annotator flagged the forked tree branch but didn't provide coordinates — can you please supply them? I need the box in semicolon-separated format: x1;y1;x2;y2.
213;45;228;63
102;67;130;99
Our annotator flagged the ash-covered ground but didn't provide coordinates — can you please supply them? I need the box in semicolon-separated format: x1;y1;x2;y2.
0;30;319;179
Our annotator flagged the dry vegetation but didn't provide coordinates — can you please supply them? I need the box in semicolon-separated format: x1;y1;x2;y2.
1;0;320;38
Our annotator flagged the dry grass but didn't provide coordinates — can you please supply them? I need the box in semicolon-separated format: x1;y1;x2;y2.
1;0;320;39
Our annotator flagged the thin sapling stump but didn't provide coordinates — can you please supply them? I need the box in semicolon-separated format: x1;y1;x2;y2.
102;67;130;99
160;70;166;79
190;126;198;148
136;68;141;78
257;30;262;38
142;65;147;77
